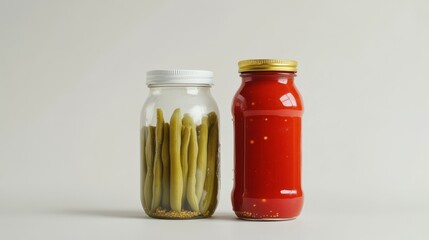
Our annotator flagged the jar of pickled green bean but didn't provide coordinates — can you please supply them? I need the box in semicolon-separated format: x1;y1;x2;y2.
140;70;220;219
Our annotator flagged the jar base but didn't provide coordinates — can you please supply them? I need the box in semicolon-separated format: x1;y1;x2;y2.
237;216;297;221
145;207;215;219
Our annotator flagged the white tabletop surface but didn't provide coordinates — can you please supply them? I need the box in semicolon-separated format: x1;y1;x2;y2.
1;197;427;240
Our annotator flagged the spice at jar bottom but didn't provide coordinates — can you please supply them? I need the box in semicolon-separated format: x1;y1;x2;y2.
141;108;219;219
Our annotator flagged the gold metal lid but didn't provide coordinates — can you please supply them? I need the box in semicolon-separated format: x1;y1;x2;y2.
238;59;298;73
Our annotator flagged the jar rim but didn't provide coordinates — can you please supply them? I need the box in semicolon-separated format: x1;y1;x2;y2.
147;70;214;86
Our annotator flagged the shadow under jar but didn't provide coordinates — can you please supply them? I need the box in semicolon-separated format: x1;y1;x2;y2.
140;70;220;219
232;59;304;220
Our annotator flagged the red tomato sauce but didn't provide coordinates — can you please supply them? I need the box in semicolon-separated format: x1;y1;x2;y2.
232;71;303;220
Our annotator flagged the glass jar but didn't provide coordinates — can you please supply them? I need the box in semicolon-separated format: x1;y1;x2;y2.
140;70;220;219
231;59;304;220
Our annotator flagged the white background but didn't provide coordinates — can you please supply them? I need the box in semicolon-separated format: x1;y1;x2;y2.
1;0;429;239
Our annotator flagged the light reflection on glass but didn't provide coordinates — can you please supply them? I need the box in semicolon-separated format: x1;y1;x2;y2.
280;93;297;107
187;87;199;95
278;78;288;85
280;189;297;195
188;105;205;124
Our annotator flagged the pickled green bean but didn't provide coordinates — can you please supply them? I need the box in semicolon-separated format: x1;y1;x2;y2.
161;122;170;209
182;114;195;205
186;118;199;212
208;112;217;127
144;126;155;212
200;116;218;214
140;126;147;210
151;109;164;211
170;108;183;211
195;115;209;201
207;113;219;214
180;125;191;205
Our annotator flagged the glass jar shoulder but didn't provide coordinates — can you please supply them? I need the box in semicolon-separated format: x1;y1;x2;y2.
141;86;219;127
233;80;303;113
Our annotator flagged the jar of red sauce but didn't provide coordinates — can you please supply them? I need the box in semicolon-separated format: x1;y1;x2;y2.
231;59;304;220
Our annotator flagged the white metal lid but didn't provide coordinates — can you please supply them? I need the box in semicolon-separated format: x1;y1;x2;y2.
146;70;214;86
